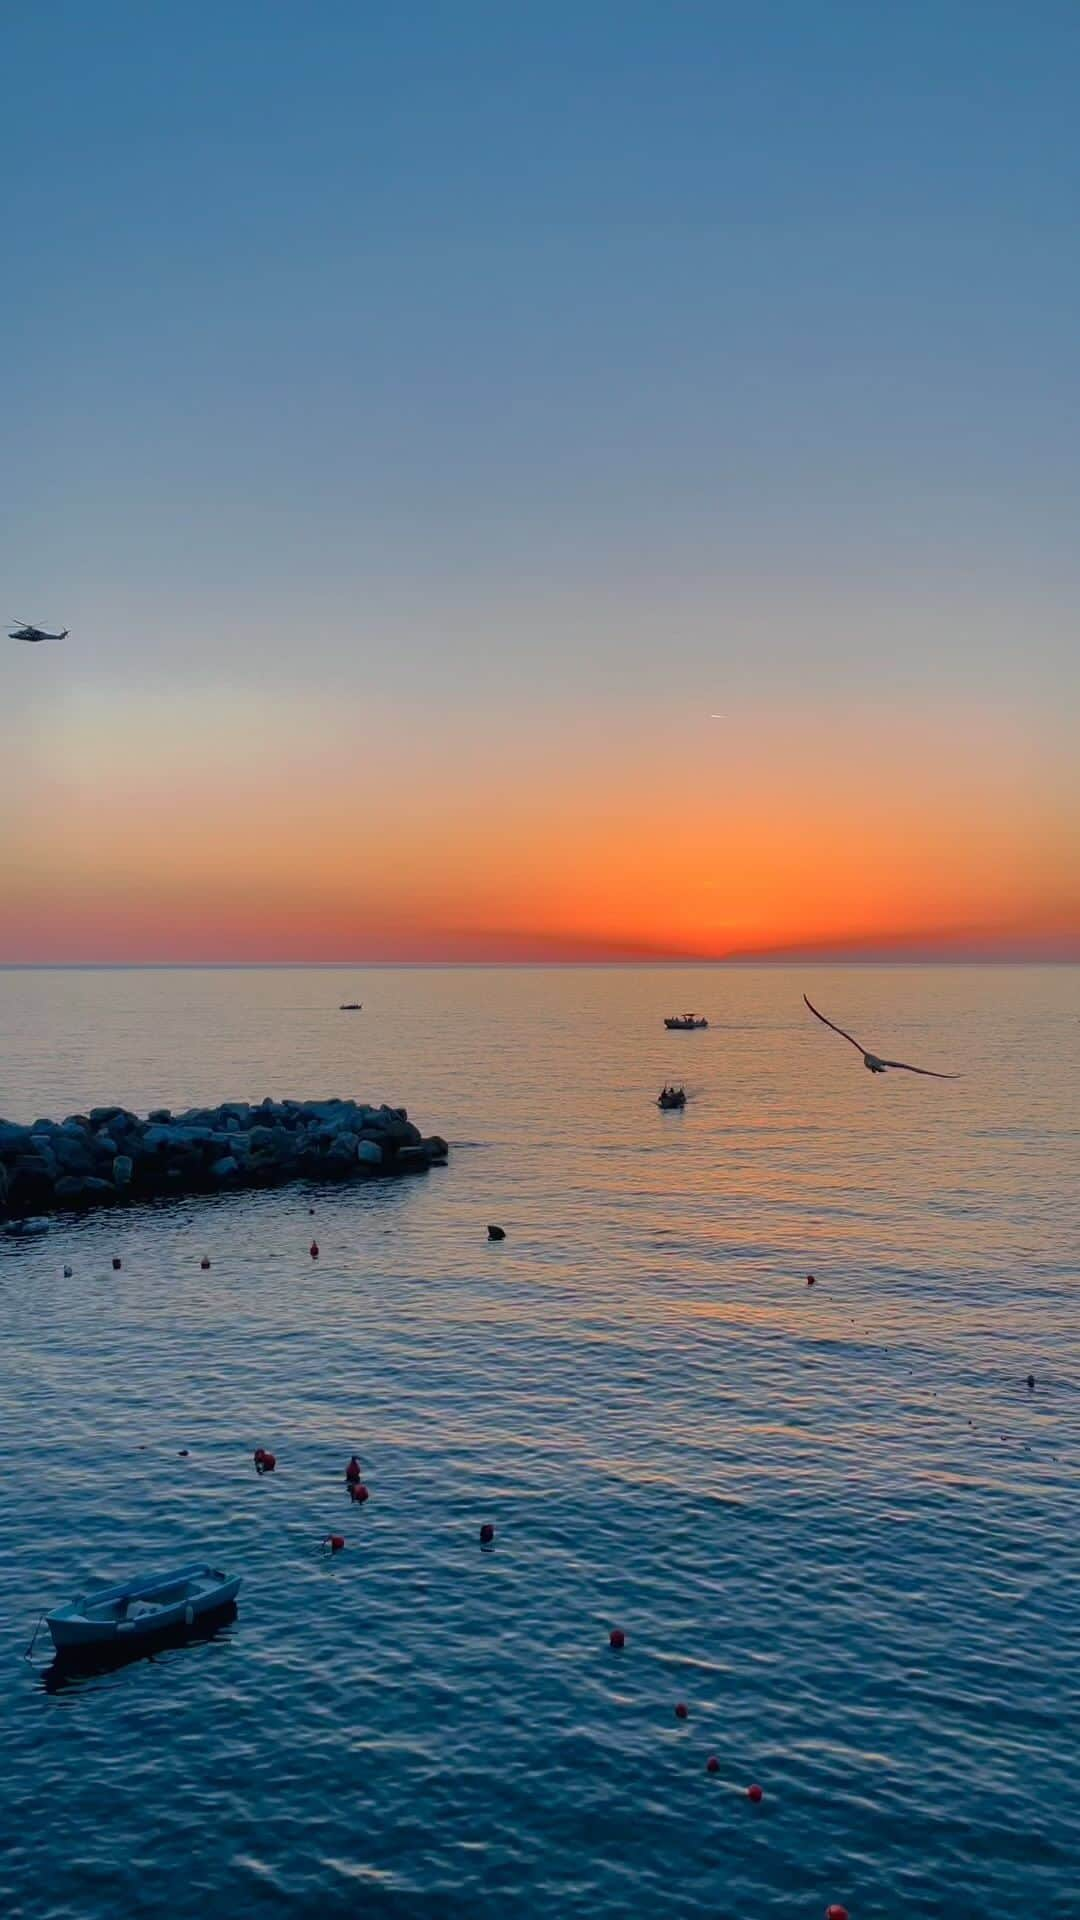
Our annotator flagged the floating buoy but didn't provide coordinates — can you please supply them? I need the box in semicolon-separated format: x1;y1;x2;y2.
63;1264;73;1277
807;1274;816;1286
349;1481;369;1504
345;1456;361;1483
609;1628;625;1650
309;1207;315;1215
706;1754;720;1774
480;1522;495;1544
325;1533;345;1552
310;1240;319;1258
200;1256;210;1270
826;1907;850;1920
487;1225;506;1241
179;1448;189;1457
112;1256;122;1270
747;1783;763;1803
254;1447;266;1464
1027;1374;1035;1390
255;1448;276;1472
674;1702;688;1720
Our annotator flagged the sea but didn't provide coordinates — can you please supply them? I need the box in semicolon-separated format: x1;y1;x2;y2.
0;965;1076;1920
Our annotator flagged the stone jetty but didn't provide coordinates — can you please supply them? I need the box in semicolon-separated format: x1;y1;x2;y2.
0;1098;448;1221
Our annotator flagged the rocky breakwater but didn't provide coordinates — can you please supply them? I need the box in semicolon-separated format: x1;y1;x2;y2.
0;1098;449;1221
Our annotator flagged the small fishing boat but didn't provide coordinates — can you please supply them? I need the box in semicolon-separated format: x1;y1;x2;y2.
46;1564;241;1653
657;1086;687;1109
664;1014;708;1030
339;1002;362;1011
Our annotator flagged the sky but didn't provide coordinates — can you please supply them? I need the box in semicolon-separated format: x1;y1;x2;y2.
2;0;1078;963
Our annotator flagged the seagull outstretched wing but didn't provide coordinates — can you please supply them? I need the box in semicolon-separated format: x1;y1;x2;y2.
877;1057;962;1079
804;994;962;1077
803;994;866;1053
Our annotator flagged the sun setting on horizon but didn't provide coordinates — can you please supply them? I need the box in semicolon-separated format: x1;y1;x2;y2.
3;670;1075;963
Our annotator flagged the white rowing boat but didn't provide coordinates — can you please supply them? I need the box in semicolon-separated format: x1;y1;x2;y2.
46;1564;241;1652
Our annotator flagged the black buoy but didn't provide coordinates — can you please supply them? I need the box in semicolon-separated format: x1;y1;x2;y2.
487;1225;506;1242
1027;1374;1036;1391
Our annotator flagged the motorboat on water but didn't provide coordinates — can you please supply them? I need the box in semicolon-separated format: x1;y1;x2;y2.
339;1002;363;1011
45;1564;241;1653
657;1086;687;1109
664;1014;707;1030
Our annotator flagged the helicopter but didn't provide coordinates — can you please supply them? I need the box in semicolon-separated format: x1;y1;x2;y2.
9;620;69;643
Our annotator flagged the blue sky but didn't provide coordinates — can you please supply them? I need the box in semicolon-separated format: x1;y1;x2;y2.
3;1;1078;960
7;3;1080;654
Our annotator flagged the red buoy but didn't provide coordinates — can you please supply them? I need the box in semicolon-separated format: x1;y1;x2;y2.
674;1702;688;1719
260;1450;276;1471
112;1256;122;1270
349;1481;369;1503
310;1240;319;1258
325;1533;345;1552
345;1456;361;1483
706;1754;720;1774
201;1256;210;1270
254;1447;266;1465
480;1522;495;1543
826;1908;849;1920
609;1628;625;1650
807;1274;815;1286
747;1783;763;1803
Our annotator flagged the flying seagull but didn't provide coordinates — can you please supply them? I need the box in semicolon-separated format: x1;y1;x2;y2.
803;994;961;1077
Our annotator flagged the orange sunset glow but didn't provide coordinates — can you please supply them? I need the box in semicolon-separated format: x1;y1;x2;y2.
3;676;1076;963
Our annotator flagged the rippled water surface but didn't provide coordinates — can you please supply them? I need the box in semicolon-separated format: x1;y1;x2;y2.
1;965;1077;1919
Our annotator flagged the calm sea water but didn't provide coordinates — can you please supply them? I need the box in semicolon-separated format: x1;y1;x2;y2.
1;965;1077;1920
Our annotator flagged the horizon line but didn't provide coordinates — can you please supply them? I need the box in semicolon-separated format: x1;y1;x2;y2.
1;957;1077;972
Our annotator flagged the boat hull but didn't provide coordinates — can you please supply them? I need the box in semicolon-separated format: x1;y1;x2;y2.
44;1602;239;1685
46;1568;241;1652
